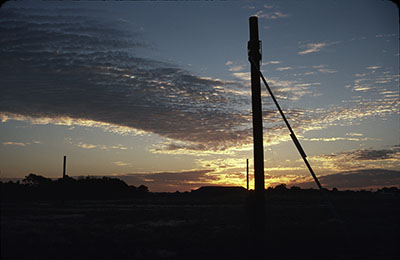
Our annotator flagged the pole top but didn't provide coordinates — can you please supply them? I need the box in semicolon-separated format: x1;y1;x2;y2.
249;16;259;33
249;16;259;40
249;16;258;21
248;16;261;61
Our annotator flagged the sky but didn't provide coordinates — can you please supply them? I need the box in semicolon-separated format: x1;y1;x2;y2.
0;0;399;192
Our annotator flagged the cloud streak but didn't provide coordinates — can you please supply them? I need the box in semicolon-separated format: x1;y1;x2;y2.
114;161;130;167
298;42;328;55
63;138;129;151
294;169;400;190
2;142;27;147
310;146;400;172
2;141;41;147
255;10;289;20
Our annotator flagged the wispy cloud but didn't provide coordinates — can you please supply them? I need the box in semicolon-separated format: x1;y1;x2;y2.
253;4;289;20
276;67;292;71
0;113;147;136
64;138;129;151
232;72;250;81
318;68;337;74
263;60;281;65
225;61;247;72
255;10;289;20
114;161;130;167
366;65;381;70
353;147;400;161
265;78;320;101
2;141;27;147
375;33;396;38
310;146;400;172
294;169;400;190
346;133;364;137
77;143;97;149
302;136;381;142
228;65;246;72
298;42;328;55
150;89;398;155
2;140;42;147
348;66;398;96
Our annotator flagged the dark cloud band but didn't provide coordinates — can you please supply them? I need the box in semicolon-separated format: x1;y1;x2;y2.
0;8;251;151
296;169;400;190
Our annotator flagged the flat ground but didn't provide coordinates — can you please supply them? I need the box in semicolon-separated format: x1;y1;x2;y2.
1;191;399;259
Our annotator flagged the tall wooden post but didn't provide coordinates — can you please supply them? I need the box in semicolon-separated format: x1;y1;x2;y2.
248;16;265;244
63;155;66;179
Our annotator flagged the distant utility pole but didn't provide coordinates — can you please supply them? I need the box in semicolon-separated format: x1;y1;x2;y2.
63;155;66;179
246;159;249;190
248;15;266;242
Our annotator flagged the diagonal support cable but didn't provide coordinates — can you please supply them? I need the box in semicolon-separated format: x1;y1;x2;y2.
249;57;342;222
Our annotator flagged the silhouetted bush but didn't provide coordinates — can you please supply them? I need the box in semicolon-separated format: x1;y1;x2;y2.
23;173;52;186
1;174;149;201
274;183;287;191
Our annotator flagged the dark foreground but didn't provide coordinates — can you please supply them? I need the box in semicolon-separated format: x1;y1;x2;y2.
1;189;399;260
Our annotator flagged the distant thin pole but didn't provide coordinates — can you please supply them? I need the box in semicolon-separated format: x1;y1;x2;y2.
63;155;66;179
246;159;249;190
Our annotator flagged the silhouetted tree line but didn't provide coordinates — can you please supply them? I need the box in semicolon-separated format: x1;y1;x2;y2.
2;175;399;202
265;183;400;197
1;173;149;201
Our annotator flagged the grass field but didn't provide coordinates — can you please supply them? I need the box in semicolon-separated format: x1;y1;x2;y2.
1;190;399;259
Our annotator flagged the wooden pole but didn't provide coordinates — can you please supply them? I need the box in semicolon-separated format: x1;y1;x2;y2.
248;16;265;196
248;16;265;247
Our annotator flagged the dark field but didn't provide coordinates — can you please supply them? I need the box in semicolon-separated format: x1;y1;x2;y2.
2;189;400;260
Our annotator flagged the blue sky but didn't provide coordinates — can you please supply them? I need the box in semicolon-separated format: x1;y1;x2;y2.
0;0;399;191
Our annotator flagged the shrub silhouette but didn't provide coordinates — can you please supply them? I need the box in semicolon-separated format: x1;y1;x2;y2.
1;174;149;201
23;173;52;186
